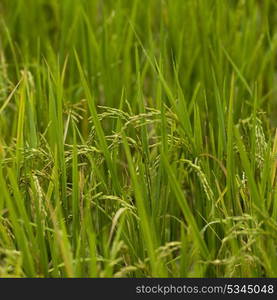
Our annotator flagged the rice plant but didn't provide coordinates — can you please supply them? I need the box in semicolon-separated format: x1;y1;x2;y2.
0;0;276;278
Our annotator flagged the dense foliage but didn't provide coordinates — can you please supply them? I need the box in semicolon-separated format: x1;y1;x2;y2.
0;0;276;277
